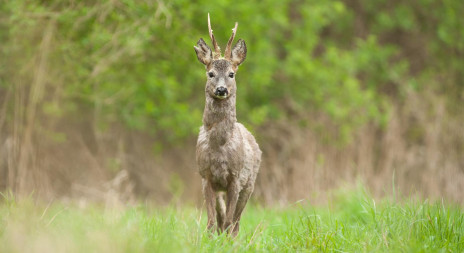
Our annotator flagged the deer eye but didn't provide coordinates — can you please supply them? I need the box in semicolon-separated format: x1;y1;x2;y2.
208;72;215;78
228;72;235;78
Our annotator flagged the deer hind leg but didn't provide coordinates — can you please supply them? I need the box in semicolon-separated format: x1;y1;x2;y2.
231;186;254;236
215;192;226;233
202;179;217;232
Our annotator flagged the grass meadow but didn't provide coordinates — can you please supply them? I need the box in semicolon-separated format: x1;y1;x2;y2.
1;188;463;253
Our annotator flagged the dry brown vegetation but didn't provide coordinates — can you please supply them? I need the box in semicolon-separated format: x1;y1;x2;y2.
1;88;463;205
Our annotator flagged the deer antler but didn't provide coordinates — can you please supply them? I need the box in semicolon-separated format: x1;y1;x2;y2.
208;13;221;60
224;22;238;60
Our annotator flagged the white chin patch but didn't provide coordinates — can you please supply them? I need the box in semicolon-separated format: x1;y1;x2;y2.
215;95;228;99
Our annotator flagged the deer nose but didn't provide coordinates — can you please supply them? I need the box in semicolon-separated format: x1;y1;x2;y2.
215;86;228;97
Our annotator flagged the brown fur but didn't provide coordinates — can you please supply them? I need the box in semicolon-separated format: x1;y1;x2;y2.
194;17;261;236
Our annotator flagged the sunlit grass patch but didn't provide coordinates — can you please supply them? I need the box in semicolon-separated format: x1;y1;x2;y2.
1;189;463;252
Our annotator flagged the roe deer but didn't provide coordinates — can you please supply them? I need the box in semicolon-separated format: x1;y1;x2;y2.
194;14;262;236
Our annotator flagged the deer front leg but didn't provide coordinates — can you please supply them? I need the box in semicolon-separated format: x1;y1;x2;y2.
231;186;254;236
216;193;226;233
224;179;240;234
202;179;217;232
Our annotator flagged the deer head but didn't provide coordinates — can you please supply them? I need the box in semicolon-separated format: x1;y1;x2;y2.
194;14;247;100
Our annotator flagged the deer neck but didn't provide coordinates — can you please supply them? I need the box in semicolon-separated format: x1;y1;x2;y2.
203;95;237;146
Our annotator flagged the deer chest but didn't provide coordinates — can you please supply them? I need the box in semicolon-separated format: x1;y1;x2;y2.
196;129;245;189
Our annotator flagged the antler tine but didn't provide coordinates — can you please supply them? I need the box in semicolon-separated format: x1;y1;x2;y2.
224;22;238;60
208;13;221;59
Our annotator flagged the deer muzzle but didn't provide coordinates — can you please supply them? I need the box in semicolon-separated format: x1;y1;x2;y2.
215;86;228;98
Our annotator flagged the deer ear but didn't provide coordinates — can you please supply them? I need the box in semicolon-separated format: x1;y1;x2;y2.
194;38;212;66
231;39;247;66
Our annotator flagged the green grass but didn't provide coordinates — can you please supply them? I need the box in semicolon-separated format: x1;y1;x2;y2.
0;189;463;253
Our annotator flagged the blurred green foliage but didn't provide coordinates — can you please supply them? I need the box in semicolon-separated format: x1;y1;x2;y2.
1;0;462;145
